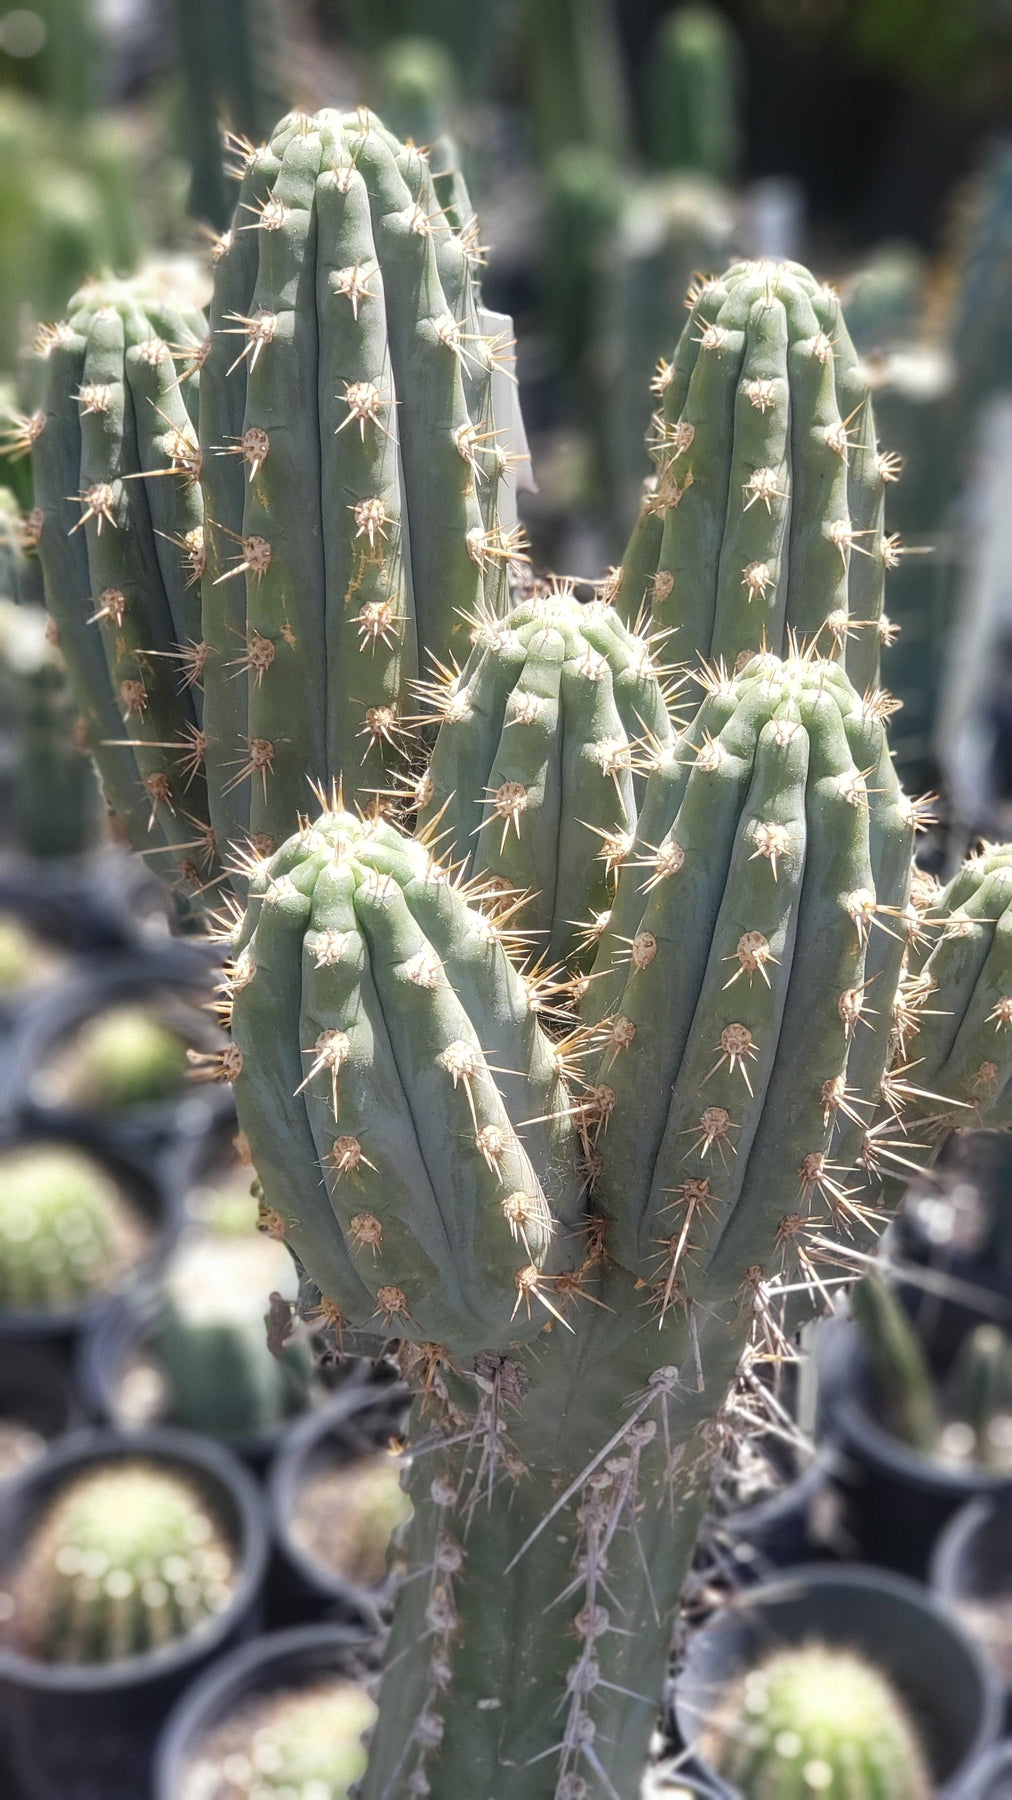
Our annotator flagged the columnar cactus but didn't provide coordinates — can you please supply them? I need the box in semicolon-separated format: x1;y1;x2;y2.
44;1003;191;1110
643;5;743;183
31;270;219;899
0;600;102;858
12;1459;236;1662
200;108;521;864
0;1144;146;1311
416;583;674;966
850;1272;940;1452
701;1644;930;1800
611;260;894;693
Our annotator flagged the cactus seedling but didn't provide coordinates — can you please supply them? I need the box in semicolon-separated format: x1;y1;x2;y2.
5;1459;236;1663
36;1003;193;1111
0;1144;147;1311
701;1643;931;1799
182;1678;376;1800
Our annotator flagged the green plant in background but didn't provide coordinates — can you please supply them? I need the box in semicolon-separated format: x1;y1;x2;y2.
520;0;632;166
416;584;674;969
850;1271;941;1451
643;5;743;184
187;1680;377;1799
701;1643;931;1800
0;1144;146;1311
6;1459;236;1662
41;1003;192;1111
839;242;926;359
370;36;459;149
153;1199;312;1437
0;601;103;858
611;259;892;696
171;0;292;229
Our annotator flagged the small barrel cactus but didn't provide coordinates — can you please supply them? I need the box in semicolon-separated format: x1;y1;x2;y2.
9;1458;236;1663
702;1643;931;1799
39;1003;192;1111
0;1144;146;1311
183;1678;376;1799
611;259;893;694
416;582;674;967
153;1218;310;1438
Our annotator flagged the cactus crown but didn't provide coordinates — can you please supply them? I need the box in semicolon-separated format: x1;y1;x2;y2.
187;1678;376;1798
703;1643;931;1799
12;1459;236;1663
0;1144;145;1311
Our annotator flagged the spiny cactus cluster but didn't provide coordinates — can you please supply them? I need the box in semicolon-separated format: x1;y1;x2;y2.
852;1272;1012;1468
8;1458;236;1663
184;1678;376;1800
702;1643;931;1800
0;1144;146;1311
611;260;895;692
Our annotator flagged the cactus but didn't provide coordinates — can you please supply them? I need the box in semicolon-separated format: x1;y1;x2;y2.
172;0;291;229
153;1212;311;1437
41;1003;192;1111
850;1272;940;1452
198;108;521;864
611;260;893;694
543;144;627;385
415;584;674;967
0;1144;146;1311
31;269;221;904
10;1459;236;1662
0;487;44;606
943;1322;1012;1467
701;1643;931;1799
291;1452;412;1587
840;243;926;358
643;6;743;184
521;0;633;166
0;602;103;858
190;1679;376;1798
371;37;458;149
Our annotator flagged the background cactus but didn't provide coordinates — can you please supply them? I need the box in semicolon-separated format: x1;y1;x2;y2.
8;1459;236;1662
416;583;674;968
185;1678;376;1798
0;601;103;859
643;5;743;183
289;1451;412;1588
0;1144;147;1311
850;1272;941;1452
611;260;894;695
700;1643;931;1800
39;1002;193;1111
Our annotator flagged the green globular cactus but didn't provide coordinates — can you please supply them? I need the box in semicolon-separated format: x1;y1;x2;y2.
943;1322;1012;1467
611;260;894;695
643;5;743;184
31;270;221;905
189;1679;376;1798
0;1144;146;1312
850;1272;940;1452
200;109;522;864
701;1644;931;1800
41;1003;192;1111
153;1220;310;1437
11;1459;236;1663
415;584;674;968
543;144;627;385
0;602;103;859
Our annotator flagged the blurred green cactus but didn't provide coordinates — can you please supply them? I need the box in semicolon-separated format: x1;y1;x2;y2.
0;601;103;858
42;1004;192;1111
0;1144;145;1312
191;1679;376;1798
643;5;743;183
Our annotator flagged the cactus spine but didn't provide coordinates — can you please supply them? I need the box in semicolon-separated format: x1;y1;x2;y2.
12;1460;236;1662
612;261;893;692
0;1145;145;1312
702;1644;931;1799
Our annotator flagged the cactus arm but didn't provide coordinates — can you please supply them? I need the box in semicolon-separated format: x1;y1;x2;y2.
850;1273;940;1452
315;167;417;791
199;143;283;859
780;287;853;647
909;863;1012;1124
241;130;329;844
33;328;150;840
124;322;206;677
473;630;565;923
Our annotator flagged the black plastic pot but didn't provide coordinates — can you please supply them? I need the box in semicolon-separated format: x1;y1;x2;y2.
673;1564;1003;1798
957;1740;1012;1798
715;1443;843;1583
0;1426;268;1800
77;1286;315;1473
933;1495;1012;1714
0;851;177;957
267;1378;410;1629
0;1118;184;1354
5;943;224;1135
0;1343;79;1479
152;1621;380;1800
816;1315;1012;1577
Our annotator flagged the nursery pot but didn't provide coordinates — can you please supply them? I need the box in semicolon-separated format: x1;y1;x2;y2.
717;1442;842;1582
933;1495;1012;1712
817;1316;1012;1577
0;1343;79;1479
674;1563;1002;1798
0;1426;268;1800
268;1378;410;1628
0;1117;183;1353
956;1740;1012;1798
152;1621;380;1800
